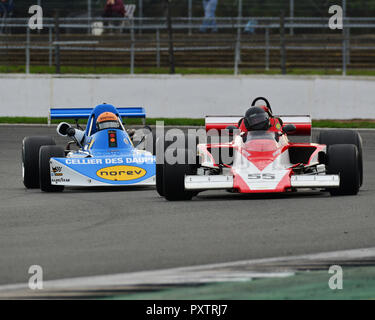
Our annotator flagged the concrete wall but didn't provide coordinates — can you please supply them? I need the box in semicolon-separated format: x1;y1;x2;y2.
1;74;375;119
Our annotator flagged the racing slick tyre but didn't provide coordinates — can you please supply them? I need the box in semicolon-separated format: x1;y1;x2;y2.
163;148;197;201
155;137;165;196
327;144;360;196
156;163;164;196
318;130;363;187
22;136;56;189
156;134;199;197
39;145;65;192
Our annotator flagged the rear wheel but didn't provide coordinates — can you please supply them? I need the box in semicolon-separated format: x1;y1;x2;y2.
327;144;360;196
163;148;197;201
39;145;65;192
318;130;363;187
22;136;55;189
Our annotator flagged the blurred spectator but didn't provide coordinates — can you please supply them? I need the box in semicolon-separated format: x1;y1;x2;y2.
102;0;125;33
244;19;258;34
200;0;218;33
103;0;125;19
0;0;14;17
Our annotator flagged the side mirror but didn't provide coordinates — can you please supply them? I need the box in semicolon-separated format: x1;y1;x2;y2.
282;124;296;134
57;122;71;137
67;127;76;137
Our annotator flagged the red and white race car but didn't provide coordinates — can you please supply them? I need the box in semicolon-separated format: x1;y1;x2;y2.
157;97;363;201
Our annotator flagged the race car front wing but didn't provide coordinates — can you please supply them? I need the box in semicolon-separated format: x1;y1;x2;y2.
185;174;340;191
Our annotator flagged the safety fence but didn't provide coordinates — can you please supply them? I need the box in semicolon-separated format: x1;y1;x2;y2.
1;17;375;75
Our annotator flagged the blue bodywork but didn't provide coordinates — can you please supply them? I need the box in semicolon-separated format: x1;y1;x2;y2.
50;104;155;186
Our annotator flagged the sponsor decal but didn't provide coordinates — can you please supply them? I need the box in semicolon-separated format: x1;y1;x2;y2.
65;158;124;165
126;157;154;164
97;165;147;181
52;166;63;176
52;166;62;173
52;178;70;183
104;158;123;164
66;158;103;165
276;123;282;130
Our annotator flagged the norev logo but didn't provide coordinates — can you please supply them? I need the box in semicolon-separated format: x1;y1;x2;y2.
97;165;147;181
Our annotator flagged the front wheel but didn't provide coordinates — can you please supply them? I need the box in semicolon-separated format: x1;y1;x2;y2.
318;130;363;187
22;136;56;189
156;135;198;197
39;145;65;192
327;144;360;196
156;163;164;197
163;149;197;201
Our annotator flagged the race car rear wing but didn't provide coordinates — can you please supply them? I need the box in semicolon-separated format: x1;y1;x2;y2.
49;107;146;125
205;115;312;136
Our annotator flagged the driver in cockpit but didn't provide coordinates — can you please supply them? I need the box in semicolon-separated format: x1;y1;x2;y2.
59;111;128;148
96;112;122;131
239;105;283;133
237;106;286;142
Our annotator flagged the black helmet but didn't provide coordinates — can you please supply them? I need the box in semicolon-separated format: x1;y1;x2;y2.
244;107;271;131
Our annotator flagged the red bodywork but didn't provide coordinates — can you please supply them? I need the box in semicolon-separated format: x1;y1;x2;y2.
200;117;324;193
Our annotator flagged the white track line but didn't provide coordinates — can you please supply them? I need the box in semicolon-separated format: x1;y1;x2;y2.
0;247;374;293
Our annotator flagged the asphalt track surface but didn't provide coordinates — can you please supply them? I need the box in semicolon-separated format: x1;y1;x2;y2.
0;125;374;286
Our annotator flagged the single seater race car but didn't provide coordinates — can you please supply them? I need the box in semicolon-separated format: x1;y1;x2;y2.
157;97;363;201
22;104;156;192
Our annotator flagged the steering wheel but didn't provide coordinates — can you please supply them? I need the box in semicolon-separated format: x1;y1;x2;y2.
251;97;272;114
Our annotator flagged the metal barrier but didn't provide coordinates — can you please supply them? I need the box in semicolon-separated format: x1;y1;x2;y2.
1;17;375;75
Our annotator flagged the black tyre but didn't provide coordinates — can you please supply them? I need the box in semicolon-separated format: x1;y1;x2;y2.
156;134;199;197
155;137;165;196
156;163;164;196
327;144;360;196
163;148;197;201
318;130;363;186
39;145;65;192
22;136;56;189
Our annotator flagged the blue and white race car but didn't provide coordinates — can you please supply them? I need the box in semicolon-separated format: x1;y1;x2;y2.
22;104;156;192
